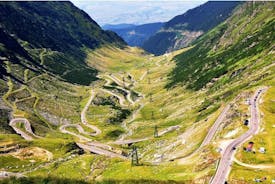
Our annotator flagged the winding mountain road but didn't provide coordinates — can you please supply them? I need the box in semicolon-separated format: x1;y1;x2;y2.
76;143;127;160
58;88;128;158
176;103;232;162
9;118;41;140
118;103;145;141
108;74;131;88
233;157;274;169
98;73;147;142
59;124;92;141
115;85;135;105
99;88;128;107
113;138;149;145
211;87;267;184
158;125;180;137
81;89;101;136
99;74;137;105
201;104;231;147
59;124;114;150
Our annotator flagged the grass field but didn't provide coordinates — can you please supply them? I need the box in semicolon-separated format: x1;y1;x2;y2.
1;42;274;183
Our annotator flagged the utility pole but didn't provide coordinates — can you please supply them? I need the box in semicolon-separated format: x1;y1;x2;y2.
149;93;153;102
131;146;139;166
122;76;126;88
250;1;254;16
154;125;158;138
151;111;154;120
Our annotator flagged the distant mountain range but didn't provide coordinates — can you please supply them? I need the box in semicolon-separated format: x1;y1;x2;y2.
103;24;136;30
106;1;241;55
142;1;241;55
103;22;164;47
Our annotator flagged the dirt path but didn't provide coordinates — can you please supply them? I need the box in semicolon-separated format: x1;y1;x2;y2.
139;71;147;81
233;157;274;169
99;88;128;107
0;171;24;179
39;48;47;65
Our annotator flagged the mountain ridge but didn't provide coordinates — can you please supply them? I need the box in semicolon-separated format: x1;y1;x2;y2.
0;1;125;85
142;1;241;55
104;22;164;47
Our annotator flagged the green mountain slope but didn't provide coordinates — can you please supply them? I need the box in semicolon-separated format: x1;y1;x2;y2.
168;1;274;90
142;1;241;55
0;1;274;184
0;1;125;85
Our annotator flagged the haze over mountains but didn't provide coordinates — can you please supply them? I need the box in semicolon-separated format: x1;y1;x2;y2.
103;22;164;47
107;1;241;55
144;1;241;55
72;0;205;26
0;1;274;184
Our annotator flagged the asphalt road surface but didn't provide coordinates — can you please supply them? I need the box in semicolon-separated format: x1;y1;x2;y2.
211;87;267;184
76;143;127;160
9;118;41;140
81;90;102;136
175;101;232;162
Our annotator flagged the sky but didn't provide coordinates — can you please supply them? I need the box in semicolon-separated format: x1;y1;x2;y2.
71;0;206;26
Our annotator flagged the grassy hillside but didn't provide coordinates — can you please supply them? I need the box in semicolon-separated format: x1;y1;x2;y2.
0;1;274;184
0;2;125;85
168;1;274;90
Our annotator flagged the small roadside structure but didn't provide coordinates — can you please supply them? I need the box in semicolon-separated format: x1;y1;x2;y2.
254;177;267;182
247;141;254;151
259;147;266;153
216;147;222;153
254;178;261;182
244;119;249;126
244;141;254;152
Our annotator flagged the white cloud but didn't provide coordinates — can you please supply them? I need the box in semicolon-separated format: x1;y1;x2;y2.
71;0;206;26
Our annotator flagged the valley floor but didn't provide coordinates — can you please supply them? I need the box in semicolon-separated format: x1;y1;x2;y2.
0;46;274;184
